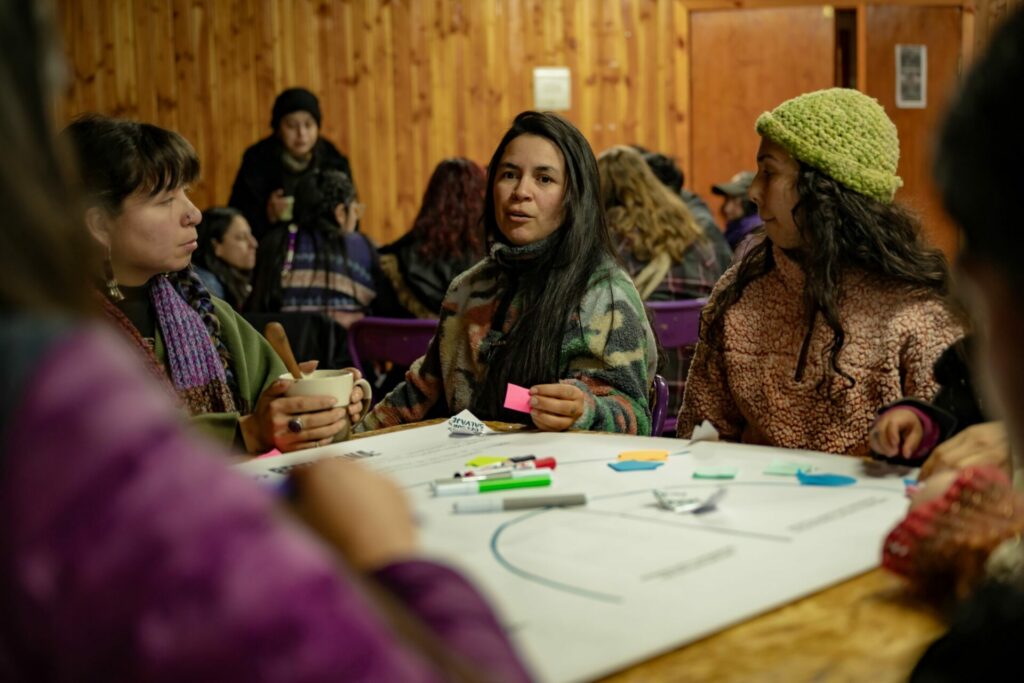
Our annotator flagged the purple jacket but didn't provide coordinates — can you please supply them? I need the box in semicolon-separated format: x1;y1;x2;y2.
0;324;532;682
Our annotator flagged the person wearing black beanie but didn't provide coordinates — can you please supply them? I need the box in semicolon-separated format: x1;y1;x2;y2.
229;87;354;244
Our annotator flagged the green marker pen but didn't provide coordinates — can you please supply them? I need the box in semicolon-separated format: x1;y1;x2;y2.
432;473;551;497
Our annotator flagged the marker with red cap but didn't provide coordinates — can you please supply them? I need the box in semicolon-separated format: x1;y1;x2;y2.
460;457;557;478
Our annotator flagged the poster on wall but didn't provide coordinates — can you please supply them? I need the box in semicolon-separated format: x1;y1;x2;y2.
895;44;927;109
533;67;571;111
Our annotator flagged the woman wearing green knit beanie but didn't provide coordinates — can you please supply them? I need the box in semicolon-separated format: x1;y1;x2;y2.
678;87;965;457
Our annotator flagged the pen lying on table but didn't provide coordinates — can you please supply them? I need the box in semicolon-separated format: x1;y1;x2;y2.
432;473;552;497
452;493;587;514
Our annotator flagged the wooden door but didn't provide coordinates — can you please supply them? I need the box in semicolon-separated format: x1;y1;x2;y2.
864;5;963;258
689;6;835;226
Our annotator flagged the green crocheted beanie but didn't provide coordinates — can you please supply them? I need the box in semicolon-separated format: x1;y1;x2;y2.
755;88;903;204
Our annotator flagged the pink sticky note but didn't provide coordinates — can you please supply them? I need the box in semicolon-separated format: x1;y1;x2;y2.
504;383;532;413
255;448;283;460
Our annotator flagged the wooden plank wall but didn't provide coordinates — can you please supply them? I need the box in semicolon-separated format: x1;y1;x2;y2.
54;0;1023;248
864;5;963;257
689;6;836;219
54;0;689;246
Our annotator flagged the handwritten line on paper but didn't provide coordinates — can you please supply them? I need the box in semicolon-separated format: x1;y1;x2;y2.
640;546;736;581
267;450;380;475
787;496;889;532
583;508;793;543
504;383;532;413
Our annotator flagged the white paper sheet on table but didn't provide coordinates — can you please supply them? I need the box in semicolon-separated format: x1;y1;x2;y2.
236;424;911;683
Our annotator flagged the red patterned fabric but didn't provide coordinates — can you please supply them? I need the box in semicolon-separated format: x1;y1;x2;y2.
883;466;1024;601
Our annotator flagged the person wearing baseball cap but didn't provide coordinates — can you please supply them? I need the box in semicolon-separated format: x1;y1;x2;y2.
229;87;355;243
711;170;760;251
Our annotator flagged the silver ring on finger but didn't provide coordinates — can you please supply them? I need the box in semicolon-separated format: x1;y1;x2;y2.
287;417;304;434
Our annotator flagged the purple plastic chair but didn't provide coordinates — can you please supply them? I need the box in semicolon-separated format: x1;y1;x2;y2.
347;317;439;405
645;299;707;435
651;373;670;436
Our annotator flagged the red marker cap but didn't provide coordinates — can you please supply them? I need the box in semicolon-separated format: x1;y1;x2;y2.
534;457;557;470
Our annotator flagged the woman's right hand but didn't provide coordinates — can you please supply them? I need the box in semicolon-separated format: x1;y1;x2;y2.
239;368;351;453
291;459;418;571
869;407;924;458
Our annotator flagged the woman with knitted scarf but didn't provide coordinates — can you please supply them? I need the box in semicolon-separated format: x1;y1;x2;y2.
597;145;725;420
356;111;658;435
64;115;362;455
678;88;965;455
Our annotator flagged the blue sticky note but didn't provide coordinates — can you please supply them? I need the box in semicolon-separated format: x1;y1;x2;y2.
796;470;856;487
608;460;664;472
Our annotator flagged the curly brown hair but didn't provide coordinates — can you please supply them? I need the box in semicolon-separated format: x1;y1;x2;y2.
598;145;704;263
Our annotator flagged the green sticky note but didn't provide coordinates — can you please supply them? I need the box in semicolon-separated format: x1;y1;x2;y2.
763;459;813;476
465;456;506;468
693;466;738;480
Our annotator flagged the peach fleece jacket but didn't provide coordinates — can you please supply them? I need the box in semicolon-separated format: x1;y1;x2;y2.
677;246;964;455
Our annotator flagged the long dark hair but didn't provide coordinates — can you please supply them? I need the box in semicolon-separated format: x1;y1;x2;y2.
409;157;486;261
472;111;616;418
195;206;253;309
249;168;357;311
0;1;93;315
62;114;241;402
703;164;955;394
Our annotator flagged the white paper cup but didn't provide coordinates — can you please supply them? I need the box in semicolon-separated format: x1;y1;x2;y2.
279;195;295;222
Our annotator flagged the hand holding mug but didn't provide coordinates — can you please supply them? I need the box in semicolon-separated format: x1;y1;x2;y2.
241;364;371;453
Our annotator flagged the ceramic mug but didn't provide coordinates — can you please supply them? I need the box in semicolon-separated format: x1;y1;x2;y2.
281;369;372;417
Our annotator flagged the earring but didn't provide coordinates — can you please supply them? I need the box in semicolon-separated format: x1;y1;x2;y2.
104;249;124;302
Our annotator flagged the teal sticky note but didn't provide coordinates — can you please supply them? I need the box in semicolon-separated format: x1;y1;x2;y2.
764;459;809;476
796;470;856;487
608;460;664;472
693;466;738;480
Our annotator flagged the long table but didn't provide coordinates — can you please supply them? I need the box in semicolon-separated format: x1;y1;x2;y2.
240;419;947;682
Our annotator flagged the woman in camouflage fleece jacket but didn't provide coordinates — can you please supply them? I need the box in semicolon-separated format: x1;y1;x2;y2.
356;112;657;435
